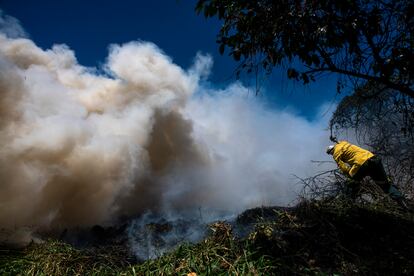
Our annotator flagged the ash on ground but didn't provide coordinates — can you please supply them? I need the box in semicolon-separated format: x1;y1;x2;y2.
53;206;287;262
127;211;210;260
127;206;286;261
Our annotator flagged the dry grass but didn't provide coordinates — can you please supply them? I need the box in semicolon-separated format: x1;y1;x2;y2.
2;176;414;275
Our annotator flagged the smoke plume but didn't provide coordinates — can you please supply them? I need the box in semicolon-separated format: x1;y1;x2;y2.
0;13;333;234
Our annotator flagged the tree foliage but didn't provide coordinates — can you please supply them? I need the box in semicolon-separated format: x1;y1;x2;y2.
195;0;414;97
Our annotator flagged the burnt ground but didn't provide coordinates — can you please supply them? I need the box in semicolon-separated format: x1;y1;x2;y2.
243;200;414;274
7;198;413;274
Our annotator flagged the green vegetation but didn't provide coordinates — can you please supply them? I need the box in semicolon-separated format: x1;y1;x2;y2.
2;198;414;275
0;241;130;275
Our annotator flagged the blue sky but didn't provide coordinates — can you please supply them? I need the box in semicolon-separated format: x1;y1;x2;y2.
1;0;338;119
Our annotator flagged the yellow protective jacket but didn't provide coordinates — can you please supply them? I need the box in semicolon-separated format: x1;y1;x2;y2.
332;141;374;177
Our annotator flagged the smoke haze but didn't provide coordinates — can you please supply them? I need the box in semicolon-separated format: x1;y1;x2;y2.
0;12;334;233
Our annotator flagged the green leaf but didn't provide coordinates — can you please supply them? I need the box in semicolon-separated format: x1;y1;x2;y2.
287;68;299;79
233;50;241;61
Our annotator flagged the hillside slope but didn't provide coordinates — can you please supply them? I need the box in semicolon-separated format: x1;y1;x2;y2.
1;199;414;275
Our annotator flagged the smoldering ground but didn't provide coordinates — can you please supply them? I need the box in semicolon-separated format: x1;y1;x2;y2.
0;12;334;248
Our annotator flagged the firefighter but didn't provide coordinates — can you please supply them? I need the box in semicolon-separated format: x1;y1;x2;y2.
326;140;403;201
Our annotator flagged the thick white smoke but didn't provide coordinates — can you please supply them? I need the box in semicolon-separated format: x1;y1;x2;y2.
0;13;334;234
